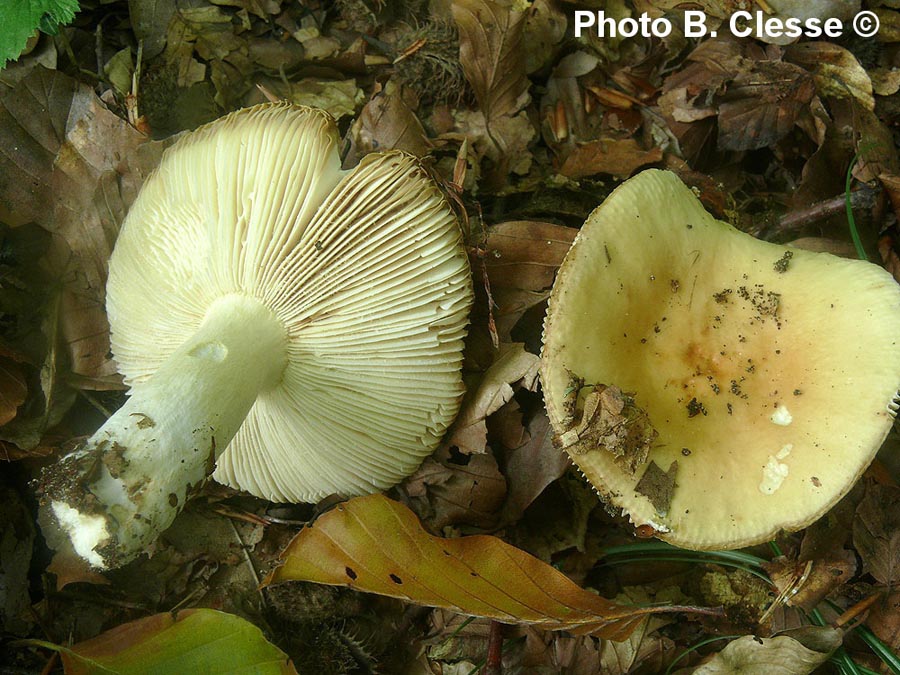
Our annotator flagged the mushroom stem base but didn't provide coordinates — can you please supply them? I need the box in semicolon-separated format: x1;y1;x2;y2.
38;294;288;569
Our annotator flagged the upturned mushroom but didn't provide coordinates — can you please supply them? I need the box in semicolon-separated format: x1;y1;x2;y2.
39;103;473;569
541;169;900;550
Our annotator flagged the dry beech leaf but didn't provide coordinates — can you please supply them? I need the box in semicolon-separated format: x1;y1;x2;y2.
449;343;540;454
522;0;567;74
453;108;536;178
868;589;900;652
871;68;900;96
853;482;900;586
0;486;35;635
482;220;576;338
402;452;507;531
691;627;841;674
47;545;111;590
349;87;431;159
852;105;900;183
717;61;816;152
0;68;81;229
598;588;675;674
499;410;570;525
266;494;689;640
559;138;663;179
451;0;529;122
785;42;874;111
451;0;534;188
57;608;298;674
129;0;178;60
0;67;165;385
0;356;27;426
485;221;577;293
761;551;856;612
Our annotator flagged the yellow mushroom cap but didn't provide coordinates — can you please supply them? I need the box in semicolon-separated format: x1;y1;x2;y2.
541;169;900;550
108;103;472;503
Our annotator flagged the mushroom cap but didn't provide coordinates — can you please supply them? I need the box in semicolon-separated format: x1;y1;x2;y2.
107;103;472;502
541;169;900;550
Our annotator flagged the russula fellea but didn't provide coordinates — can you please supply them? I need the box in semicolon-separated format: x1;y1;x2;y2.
39;103;473;569
541;169;900;550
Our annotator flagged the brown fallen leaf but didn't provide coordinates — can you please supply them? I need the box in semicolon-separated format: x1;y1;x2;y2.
560;383;658;476
659;36;817;154
0;69;80;229
452;0;534;188
47;546;111;590
868;589;900;652
785;42;874;111
716;60;816;152
0;67;166;385
658;36;746;131
559;138;663;179
449;342;540;454
484;220;577;293
0;487;36;636
878;234;900;284
0;284;77;450
266;494;709;640
634;461;678;517
522;0;566;74
401;452;507;531
688;626;842;674
452;0;529;122
762;552;855;613
453;108;536;180
482;220;576;338
853;482;900;586
348;85;432;160
498;410;570;526
0;354;26;426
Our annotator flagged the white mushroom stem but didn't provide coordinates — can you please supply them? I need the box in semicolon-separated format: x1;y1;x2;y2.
40;294;287;569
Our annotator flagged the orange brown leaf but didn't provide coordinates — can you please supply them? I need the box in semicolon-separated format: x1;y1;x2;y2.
266;494;696;640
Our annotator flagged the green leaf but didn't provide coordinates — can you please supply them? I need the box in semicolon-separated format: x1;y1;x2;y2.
0;0;80;69
53;609;298;674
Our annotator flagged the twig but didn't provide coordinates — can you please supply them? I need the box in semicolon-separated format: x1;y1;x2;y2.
39;650;59;675
760;185;879;240
834;593;882;629
484;620;504;674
